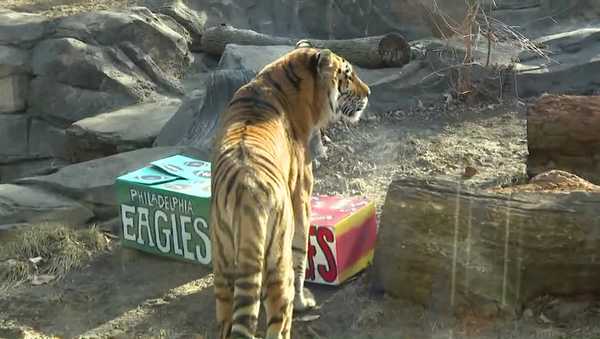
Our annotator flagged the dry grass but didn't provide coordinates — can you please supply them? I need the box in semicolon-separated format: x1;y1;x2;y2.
0;223;111;292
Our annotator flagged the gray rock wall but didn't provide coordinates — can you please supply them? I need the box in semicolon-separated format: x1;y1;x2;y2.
0;7;194;183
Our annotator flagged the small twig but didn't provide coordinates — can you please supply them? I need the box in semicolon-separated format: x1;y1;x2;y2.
481;6;493;67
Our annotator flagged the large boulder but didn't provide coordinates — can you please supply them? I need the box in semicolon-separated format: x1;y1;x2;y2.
373;177;600;316
0;45;31;114
516;27;600;97
16;146;208;219
175;0;470;40
147;0;207;51
0;45;30;78
0;184;94;231
0;115;29;163
24;8;194;123
0;74;29;114
0;46;31;113
28;119;69;160
28;77;138;126
0;116;69;182
0;159;68;184
0;10;48;48
154;69;256;151
50;8;191;79
29;38;158;123
66;98;182;162
217;44;293;72
366;60;449;113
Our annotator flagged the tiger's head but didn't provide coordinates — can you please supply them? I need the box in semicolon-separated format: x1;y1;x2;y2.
295;40;371;126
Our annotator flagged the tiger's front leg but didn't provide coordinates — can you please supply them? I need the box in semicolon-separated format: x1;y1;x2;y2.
291;162;317;312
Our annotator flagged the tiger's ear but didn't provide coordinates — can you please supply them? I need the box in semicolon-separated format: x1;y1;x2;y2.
315;49;333;75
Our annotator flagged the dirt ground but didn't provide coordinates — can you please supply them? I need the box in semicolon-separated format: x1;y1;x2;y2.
2;1;600;339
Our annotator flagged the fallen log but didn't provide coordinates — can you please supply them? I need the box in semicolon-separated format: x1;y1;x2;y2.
200;25;294;56
297;32;411;68
372;176;600;316
527;94;600;184
200;25;411;68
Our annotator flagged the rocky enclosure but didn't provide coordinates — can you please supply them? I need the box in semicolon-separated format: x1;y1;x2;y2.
1;0;600;337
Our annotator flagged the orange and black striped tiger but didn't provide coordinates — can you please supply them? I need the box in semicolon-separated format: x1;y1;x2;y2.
210;41;370;339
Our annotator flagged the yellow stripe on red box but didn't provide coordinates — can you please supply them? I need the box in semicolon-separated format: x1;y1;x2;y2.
305;195;378;285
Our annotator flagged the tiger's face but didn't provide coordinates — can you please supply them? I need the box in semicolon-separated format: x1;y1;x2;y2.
331;59;370;123
297;42;370;125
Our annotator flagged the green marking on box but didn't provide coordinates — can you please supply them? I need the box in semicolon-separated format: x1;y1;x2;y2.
116;154;212;265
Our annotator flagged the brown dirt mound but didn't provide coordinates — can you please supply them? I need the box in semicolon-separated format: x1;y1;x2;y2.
491;169;600;193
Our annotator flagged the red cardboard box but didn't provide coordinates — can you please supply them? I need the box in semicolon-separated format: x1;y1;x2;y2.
305;195;378;285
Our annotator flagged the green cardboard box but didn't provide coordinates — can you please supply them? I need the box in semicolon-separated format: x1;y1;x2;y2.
116;154;212;265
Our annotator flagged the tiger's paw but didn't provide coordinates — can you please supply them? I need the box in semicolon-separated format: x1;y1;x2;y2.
294;287;317;312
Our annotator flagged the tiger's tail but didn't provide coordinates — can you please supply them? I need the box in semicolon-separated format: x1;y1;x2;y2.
213;168;294;339
229;186;267;339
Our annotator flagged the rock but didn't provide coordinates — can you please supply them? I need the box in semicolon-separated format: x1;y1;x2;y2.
515;27;600;97
17;146;208;219
23;7;197;122
0;45;30;114
0;10;48;48
66;98;182;162
188;52;219;74
217;44;293;72
372;177;600;315
535;27;600;54
0;158;68;184
0;115;29;162
0;74;29;113
155;69;256;152
0;117;69;180
28;77;139;126
145;0;600;41
118;41;184;96
179;0;470;40
154;96;205;147
181;53;216;96
51;8;191;79
0;45;31;77
149;0;206;51
29;119;69;160
0;184;94;231
31;38;154;114
366;60;449;113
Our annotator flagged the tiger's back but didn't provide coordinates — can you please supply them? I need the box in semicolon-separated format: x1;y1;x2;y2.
210;46;370;339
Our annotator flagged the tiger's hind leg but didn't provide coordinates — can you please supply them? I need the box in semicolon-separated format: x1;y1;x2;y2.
264;202;295;339
214;273;234;339
291;163;317;312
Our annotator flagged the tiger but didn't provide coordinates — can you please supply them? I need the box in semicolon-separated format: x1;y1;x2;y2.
210;41;371;339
